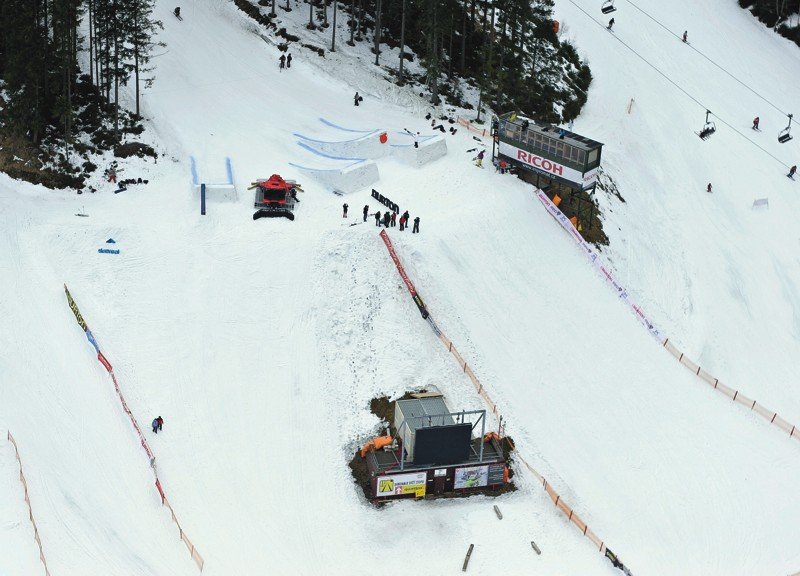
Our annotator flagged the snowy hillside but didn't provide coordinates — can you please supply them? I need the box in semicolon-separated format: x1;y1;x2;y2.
1;0;799;575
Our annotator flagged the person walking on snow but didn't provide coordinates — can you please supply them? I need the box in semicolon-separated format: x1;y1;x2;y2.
789;165;797;179
354;92;361;106
279;53;286;71
152;416;163;434
682;31;688;43
752;116;760;130
607;18;614;29
412;217;420;233
390;212;397;227
363;205;369;222
707;183;713;193
286;53;293;68
342;203;348;218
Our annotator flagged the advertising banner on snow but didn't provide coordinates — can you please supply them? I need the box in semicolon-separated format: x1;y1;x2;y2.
499;141;598;189
376;472;427;497
454;465;489;489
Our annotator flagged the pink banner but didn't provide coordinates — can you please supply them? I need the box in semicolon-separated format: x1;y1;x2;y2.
379;230;418;297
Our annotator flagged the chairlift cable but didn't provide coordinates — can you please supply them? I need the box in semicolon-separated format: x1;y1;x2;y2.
565;0;791;168
621;0;789;117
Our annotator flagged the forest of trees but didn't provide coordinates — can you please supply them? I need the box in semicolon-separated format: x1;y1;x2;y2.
739;0;800;44
281;0;592;124
0;0;162;185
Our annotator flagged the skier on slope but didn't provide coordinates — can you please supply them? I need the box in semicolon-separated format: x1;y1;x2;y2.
342;203;348;218
682;31;688;43
363;205;369;222
607;18;615;30
152;416;164;434
279;54;286;71
707;183;713;193
287;53;293;68
412;217;420;234
789;165;797;179
174;7;181;18
474;149;485;168
354;92;362;106
752;116;760;130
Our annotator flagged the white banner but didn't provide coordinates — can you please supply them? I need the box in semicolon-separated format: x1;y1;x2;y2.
499;141;598;188
536;191;663;342
376;472;427;497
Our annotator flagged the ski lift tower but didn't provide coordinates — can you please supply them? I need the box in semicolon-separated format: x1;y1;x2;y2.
493;112;603;229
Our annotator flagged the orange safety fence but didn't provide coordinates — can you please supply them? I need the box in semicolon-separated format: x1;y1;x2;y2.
456;116;489;138
377;231;628;571
535;191;800;446
662;339;799;442
63;285;205;571
7;431;52;576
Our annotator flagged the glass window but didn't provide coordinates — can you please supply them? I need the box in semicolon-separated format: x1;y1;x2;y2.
587;148;599;165
577;149;585;164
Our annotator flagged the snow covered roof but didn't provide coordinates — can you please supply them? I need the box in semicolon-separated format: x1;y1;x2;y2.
396;396;455;431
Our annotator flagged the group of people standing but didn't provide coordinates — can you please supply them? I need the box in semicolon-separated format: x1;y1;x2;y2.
348;203;419;233
279;52;293;71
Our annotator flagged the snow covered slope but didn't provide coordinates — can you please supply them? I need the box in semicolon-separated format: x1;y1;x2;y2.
1;0;799;575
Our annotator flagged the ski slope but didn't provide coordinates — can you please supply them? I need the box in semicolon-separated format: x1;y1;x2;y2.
1;0;799;575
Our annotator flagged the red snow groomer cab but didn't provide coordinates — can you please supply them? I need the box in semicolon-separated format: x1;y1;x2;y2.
252;174;300;221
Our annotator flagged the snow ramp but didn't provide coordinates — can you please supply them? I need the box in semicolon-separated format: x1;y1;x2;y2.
390;134;448;167
289;161;379;194
293;129;390;160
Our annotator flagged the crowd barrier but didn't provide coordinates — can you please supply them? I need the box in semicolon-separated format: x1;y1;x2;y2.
535;192;800;445
377;232;633;574
6;431;51;576
456;116;489;138
64;285;205;571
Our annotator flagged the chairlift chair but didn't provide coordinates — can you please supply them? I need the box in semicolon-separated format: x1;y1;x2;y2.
698;110;716;141
601;0;617;14
778;114;793;144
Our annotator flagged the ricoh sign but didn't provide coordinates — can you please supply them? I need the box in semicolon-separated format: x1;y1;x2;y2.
499;141;598;189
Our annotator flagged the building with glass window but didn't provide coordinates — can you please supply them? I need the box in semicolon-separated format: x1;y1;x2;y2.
494;112;603;196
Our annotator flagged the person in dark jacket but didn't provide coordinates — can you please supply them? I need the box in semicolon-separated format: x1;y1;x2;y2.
286;53;293;68
607;18;614;29
342;203;348;218
752;116;760;130
707;183;712;193
354;92;361;106
279;54;286;71
390;212;397;227
412;216;420;233
789;165;797;178
383;211;391;227
363;205;369;222
374;211;381;226
682;31;688;43
152;416;163;433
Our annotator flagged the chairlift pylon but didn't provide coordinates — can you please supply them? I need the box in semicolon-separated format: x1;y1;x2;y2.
778;113;793;144
601;0;617;15
698;110;716;141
